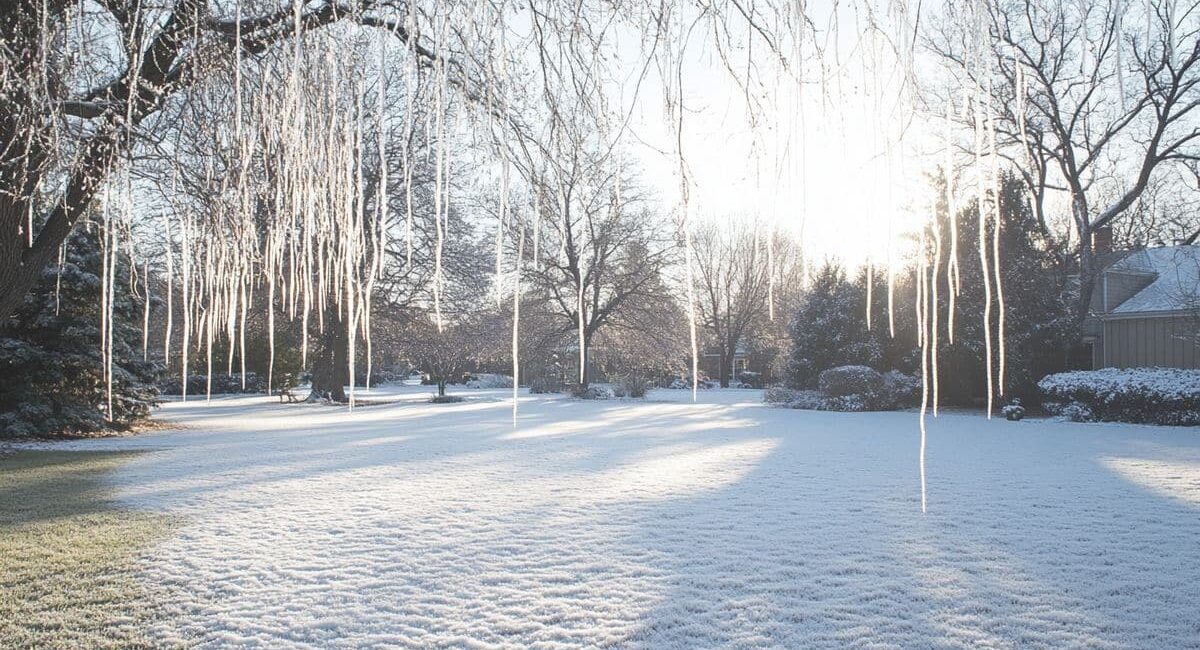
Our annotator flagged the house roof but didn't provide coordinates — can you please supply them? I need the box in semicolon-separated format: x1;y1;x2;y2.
1106;245;1200;314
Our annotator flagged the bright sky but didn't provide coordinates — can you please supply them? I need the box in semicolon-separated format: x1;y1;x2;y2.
620;1;938;271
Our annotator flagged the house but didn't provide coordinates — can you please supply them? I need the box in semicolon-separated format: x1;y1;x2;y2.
699;343;750;381
1083;239;1200;370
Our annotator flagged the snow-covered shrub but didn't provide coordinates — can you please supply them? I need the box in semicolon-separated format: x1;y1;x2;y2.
431;394;465;404
765;368;919;412
571;384;615;400
465;373;513;389
611;375;652;398
1058;401;1094;423
736;371;764;389
880;371;921;407
819;365;884;397
529;377;563;394
1038;368;1200;426
764;387;802;404
783;390;831;410
1001;399;1026;421
667;376;713;390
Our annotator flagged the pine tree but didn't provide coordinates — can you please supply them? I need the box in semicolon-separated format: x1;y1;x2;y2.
0;223;159;437
786;262;883;388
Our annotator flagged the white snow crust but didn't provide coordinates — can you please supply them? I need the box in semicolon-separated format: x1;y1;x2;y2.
39;386;1200;648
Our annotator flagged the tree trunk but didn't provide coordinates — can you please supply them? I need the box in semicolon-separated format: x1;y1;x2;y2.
437;380;447;397
308;319;348;402
1075;232;1097;328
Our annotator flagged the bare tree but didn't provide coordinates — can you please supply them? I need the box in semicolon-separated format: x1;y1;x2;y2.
514;157;676;388
0;0;468;323
691;219;797;387
929;0;1200;324
403;314;504;398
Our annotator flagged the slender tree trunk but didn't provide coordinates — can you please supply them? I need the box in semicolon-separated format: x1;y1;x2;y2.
1075;232;1097;328
438;379;446;397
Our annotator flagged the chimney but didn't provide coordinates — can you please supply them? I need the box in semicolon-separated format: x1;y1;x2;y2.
1091;226;1113;256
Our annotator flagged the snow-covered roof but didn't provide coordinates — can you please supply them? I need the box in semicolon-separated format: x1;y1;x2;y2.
1107;245;1200;314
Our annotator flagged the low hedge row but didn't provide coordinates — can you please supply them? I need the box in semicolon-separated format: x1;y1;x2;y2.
1037;368;1200;426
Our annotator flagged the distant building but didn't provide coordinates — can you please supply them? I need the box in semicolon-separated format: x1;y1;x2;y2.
699;344;750;382
1083;238;1200;370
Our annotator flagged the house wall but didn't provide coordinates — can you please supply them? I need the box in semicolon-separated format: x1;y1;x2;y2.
1102;271;1155;312
1102;316;1200;369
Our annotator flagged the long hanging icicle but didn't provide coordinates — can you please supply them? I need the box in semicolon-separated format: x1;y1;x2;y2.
512;226;525;425
944;101;959;343
987;67;1007;399
918;218;930;514
141;259;150;360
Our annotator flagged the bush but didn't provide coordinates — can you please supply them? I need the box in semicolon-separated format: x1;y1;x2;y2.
529;377;563;394
1038;368;1200;425
1001;398;1026;421
880;371;921;408
764;387;802;404
819;365;884;397
159;372;266;396
765;366;920;412
571;384;615;400
611;374;652;398
431;394;465;404
735;371;764;389
667;376;714;390
465;373;513;389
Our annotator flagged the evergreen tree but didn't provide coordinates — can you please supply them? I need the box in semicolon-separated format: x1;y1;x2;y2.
785;172;1071;404
0;223;159;437
930;171;1072;405
786;262;883;388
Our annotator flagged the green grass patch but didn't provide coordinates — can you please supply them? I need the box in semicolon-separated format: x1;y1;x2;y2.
0;450;178;649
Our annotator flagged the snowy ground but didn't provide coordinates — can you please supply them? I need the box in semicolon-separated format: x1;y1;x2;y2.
35;385;1200;648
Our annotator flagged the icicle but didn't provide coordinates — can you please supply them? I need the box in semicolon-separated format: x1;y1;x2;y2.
988;79;1006;398
495;155;510;307
142;259;150;361
944;101;959;343
164;215;173;368
532;190;541;269
975;77;995;419
512;226;525;425
865;259;874;330
106;217;117;424
577;247;586;385
180;212;191;402
914;175;933;513
931;199;942;417
55;243;65;315
684;205;700;403
767;226;775;321
99;190;112;422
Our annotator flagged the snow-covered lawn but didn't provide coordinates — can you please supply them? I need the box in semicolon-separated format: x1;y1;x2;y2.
40;386;1200;648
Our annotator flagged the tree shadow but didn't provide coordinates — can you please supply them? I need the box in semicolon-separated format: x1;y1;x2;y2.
34;389;1200;647
617;410;1200;647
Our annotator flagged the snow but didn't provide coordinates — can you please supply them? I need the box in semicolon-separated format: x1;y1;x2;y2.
1038;367;1200;401
34;386;1200;648
1107;245;1200;314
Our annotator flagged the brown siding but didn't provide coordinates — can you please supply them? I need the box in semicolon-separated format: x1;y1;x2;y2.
1102;316;1200;369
